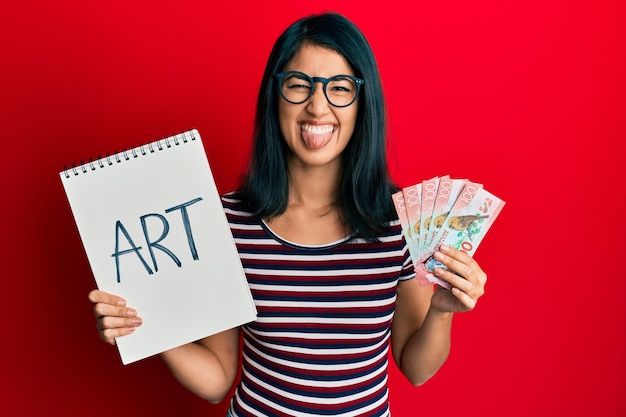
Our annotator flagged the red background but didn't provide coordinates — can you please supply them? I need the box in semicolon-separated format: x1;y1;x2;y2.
2;1;624;415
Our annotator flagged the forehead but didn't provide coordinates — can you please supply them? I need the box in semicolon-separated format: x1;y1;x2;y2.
283;44;354;77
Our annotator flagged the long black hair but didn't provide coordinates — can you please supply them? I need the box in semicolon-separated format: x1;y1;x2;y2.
236;12;398;241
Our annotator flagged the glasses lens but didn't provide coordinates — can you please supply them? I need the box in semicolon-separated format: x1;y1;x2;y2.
280;72;312;104
326;76;359;107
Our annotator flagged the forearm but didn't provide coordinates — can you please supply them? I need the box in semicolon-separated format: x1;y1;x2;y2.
398;307;453;386
160;329;240;403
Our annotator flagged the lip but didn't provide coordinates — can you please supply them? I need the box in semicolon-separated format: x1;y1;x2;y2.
299;121;337;133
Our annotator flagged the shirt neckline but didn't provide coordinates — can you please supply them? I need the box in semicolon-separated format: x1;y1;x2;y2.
260;219;352;251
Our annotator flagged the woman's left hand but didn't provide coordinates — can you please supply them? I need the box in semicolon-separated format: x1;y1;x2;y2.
429;245;487;313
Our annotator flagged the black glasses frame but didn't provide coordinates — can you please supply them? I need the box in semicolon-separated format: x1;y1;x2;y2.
275;71;364;108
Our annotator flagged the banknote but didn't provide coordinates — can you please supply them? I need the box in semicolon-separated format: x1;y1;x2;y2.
420;175;450;252
423;180;483;258
418;176;439;257
402;184;421;265
392;190;413;260
394;187;432;286
421;176;467;261
415;186;505;288
401;184;431;284
393;177;504;288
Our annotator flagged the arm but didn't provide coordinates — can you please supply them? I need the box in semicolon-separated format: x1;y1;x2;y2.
160;328;240;403
88;290;240;403
391;279;451;386
391;244;487;386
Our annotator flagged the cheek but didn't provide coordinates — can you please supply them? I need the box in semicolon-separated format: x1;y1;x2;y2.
340;109;358;140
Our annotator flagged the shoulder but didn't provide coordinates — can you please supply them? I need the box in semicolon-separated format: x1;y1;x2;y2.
221;191;259;228
378;218;403;241
221;191;249;212
221;191;241;209
377;219;415;281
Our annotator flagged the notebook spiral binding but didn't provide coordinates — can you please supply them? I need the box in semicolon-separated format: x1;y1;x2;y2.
62;130;197;179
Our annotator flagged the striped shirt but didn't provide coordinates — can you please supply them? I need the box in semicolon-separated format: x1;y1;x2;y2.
223;194;415;417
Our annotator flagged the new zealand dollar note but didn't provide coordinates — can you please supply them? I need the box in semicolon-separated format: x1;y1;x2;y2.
402;184;432;285
418;176;439;258
392;190;413;261
421;176;467;262
416;185;504;288
402;184;421;263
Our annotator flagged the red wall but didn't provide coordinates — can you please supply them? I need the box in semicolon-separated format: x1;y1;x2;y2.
2;1;624;415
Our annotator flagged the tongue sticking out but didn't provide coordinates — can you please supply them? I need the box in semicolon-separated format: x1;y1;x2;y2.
301;125;334;150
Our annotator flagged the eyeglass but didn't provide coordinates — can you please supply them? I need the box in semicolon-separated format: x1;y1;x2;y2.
275;71;364;108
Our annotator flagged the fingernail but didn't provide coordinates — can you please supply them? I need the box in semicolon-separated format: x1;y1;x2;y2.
132;318;143;326
434;251;444;261
117;300;126;307
440;245;450;252
127;309;137;317
126;327;136;334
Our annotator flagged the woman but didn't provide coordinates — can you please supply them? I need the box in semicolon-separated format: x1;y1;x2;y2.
89;12;487;416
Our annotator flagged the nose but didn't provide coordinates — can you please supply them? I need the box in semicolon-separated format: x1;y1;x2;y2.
306;81;330;116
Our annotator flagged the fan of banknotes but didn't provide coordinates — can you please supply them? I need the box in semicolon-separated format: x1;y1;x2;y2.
392;175;505;289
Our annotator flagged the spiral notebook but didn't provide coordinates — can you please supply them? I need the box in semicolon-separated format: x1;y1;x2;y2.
60;129;256;364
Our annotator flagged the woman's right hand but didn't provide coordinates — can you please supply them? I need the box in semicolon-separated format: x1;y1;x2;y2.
87;289;143;345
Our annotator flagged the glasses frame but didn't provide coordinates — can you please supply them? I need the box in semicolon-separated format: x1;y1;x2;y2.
275;71;364;108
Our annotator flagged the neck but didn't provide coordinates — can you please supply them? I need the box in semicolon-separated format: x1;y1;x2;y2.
264;156;348;245
286;158;342;209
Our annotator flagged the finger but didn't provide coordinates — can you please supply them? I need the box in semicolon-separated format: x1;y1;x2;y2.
100;325;137;345
97;314;142;331
93;301;139;320
432;249;474;281
433;266;474;294
96;314;142;345
436;246;487;286
450;287;477;311
438;245;473;264
88;289;127;307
